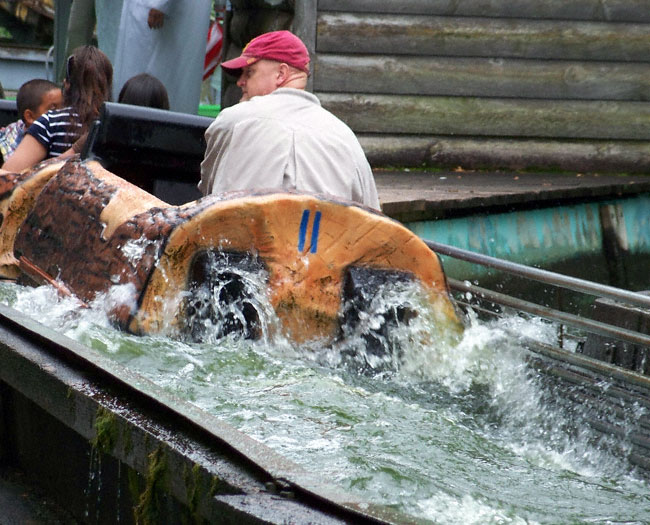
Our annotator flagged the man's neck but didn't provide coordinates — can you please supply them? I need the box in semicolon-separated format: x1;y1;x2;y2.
280;72;308;90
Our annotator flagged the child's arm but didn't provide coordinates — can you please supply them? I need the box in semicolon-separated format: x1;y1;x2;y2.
1;135;47;172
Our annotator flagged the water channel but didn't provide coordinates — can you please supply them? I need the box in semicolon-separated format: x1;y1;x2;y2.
1;276;648;525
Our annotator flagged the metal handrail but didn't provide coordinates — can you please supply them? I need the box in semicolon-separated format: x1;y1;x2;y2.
448;278;650;347
426;240;650;310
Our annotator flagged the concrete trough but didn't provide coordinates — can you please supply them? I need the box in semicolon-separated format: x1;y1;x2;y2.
0;302;408;524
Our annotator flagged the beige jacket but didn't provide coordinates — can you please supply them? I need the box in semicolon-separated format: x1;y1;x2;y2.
199;88;380;210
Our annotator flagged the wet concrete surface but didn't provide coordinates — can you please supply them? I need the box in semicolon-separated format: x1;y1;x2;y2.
375;169;650;221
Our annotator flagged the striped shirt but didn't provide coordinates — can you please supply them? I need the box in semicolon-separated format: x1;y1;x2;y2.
27;107;83;158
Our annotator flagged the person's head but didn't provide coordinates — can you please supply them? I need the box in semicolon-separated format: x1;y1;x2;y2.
16;79;63;126
64;45;113;130
118;73;170;110
221;31;310;102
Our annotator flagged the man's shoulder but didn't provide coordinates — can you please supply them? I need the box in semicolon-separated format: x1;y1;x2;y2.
207;102;255;133
210;96;284;128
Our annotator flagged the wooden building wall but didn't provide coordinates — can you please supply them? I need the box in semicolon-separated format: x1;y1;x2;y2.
227;0;650;173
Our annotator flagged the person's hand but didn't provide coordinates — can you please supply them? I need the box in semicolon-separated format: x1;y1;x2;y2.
147;9;165;29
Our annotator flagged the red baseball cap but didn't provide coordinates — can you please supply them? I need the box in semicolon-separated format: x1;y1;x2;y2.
221;30;310;75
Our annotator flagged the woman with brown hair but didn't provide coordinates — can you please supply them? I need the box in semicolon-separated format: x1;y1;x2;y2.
2;45;112;172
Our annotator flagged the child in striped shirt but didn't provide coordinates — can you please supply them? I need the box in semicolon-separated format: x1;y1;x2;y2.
0;79;62;163
2;46;112;172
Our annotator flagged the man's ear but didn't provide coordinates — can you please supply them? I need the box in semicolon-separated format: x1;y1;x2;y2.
276;63;290;86
23;109;36;126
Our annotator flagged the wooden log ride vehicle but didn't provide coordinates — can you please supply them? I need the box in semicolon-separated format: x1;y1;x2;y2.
0;157;462;347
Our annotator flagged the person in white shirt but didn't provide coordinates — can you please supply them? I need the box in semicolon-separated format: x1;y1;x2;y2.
112;0;211;114
199;30;380;210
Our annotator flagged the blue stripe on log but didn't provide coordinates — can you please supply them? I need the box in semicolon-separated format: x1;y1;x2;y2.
310;211;322;254
298;209;310;252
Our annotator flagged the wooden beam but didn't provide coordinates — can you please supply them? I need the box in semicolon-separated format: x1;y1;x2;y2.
357;135;650;173
317;13;650;62
314;55;650;101
318;0;650;23
318;92;650;140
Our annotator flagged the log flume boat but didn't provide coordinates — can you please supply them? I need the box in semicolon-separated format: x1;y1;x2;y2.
0;156;462;346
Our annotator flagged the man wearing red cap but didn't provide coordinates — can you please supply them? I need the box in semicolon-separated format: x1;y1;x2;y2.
199;30;380;210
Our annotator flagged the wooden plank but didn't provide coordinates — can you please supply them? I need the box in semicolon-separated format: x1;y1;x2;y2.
317;13;650;62
314;55;650;101
318;0;650;23
358;135;650;173
317;93;650;140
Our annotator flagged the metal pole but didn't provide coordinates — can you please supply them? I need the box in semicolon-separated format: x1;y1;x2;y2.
54;0;73;83
448;278;650;348
292;0;317;92
426;239;650;310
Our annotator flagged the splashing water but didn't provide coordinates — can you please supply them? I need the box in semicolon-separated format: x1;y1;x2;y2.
0;279;648;524
181;250;280;344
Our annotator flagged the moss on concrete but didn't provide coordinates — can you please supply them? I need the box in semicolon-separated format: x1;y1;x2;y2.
133;447;168;524
91;406;119;455
183;463;201;516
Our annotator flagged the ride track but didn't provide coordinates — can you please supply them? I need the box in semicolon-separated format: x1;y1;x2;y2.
1;219;649;523
0;130;649;521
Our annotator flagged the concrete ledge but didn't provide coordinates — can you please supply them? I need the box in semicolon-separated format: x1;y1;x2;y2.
0;303;393;524
375;170;650;222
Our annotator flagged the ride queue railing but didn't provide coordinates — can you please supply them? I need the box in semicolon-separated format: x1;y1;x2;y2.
425;240;650;349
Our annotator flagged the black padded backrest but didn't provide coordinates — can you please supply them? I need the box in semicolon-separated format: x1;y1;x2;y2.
83;102;214;203
0;99;18;127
